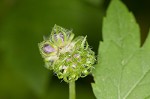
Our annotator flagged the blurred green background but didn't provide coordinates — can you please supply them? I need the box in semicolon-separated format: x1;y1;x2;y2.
0;0;149;99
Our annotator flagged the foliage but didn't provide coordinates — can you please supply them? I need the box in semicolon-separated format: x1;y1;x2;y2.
0;0;102;99
0;0;149;99
92;0;150;99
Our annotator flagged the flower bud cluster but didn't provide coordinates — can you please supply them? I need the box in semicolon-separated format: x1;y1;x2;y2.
39;25;96;82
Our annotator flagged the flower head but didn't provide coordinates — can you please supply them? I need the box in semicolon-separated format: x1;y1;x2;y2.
38;25;96;82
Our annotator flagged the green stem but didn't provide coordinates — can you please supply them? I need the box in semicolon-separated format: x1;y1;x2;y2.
69;81;76;99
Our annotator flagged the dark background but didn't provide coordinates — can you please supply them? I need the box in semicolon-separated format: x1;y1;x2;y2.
0;0;149;99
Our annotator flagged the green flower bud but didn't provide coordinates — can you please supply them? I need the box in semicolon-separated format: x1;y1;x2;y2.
38;25;96;82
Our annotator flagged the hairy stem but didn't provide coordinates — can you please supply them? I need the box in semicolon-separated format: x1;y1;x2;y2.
69;81;76;99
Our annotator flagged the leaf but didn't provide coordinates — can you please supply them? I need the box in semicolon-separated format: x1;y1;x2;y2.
92;0;150;99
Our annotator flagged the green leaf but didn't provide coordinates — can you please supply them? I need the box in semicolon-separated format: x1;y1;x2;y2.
92;0;150;99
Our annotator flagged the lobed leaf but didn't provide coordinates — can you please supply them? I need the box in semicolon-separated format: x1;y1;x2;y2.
92;0;150;99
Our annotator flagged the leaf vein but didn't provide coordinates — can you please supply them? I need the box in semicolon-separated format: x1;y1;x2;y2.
123;68;150;99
